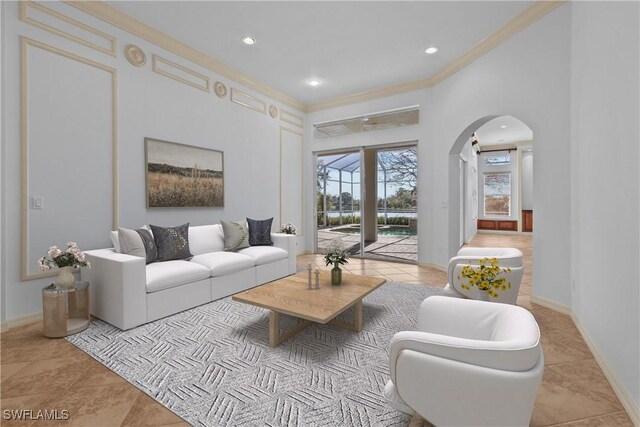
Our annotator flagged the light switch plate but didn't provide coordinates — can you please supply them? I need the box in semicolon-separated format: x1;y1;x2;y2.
32;196;44;209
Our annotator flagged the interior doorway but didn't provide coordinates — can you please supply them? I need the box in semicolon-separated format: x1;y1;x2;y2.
448;115;533;259
315;143;418;263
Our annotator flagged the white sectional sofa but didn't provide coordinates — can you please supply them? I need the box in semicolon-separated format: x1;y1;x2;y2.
81;224;297;330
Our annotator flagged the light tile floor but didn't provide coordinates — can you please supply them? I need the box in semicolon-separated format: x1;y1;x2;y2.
0;234;633;426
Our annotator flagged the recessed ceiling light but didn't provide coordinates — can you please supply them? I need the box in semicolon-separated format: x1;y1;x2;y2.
424;46;439;55
307;80;320;87
500;125;507;129
499;139;505;142
241;36;256;45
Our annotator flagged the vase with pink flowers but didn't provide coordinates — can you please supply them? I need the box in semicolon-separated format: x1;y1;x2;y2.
38;242;90;289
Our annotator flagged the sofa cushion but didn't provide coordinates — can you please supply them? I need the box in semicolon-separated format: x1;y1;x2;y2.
237;246;288;266
191;252;255;277
189;224;225;255
146;260;210;293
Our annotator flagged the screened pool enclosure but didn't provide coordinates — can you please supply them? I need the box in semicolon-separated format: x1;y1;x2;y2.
316;147;418;262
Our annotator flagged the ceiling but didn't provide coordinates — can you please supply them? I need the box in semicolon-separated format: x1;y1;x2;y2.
107;1;534;105
475;115;533;148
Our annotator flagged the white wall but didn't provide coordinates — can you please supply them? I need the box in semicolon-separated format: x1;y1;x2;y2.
1;1;304;322
306;4;573;309
460;138;478;243
431;4;572;306
570;1;640;408
1;1;6;325
521;151;534;210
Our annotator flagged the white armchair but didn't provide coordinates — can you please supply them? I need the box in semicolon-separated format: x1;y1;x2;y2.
444;247;524;304
385;296;543;427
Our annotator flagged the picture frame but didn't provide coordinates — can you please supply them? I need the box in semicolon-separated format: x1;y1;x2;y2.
145;138;224;208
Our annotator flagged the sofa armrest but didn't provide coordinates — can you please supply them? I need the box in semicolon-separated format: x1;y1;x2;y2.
390;330;504;383
81;249;147;330
394;348;543;426
271;233;297;274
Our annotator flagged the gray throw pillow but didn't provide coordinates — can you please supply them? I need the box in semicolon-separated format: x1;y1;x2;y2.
150;223;193;261
220;220;250;251
136;229;158;264
118;227;157;264
247;217;274;246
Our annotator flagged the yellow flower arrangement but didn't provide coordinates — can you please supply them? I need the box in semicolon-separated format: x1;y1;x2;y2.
458;257;511;298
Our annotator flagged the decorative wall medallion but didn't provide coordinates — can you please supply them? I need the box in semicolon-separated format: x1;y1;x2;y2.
269;105;278;118
214;81;227;98
124;44;146;67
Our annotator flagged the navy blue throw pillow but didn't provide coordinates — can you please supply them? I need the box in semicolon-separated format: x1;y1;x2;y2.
247;217;274;246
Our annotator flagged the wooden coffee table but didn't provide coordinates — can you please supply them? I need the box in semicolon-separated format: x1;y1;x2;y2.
232;270;386;347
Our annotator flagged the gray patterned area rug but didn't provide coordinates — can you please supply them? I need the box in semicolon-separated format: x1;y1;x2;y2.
67;282;449;427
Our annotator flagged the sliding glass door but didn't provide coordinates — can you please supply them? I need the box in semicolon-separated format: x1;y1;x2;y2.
364;146;418;262
315;144;418;263
316;151;363;257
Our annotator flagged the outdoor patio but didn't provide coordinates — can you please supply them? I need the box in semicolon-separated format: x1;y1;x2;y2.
317;228;418;263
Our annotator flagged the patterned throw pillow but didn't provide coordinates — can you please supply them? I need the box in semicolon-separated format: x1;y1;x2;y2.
247;217;274;246
220;220;250;251
136;229;158;264
149;223;193;261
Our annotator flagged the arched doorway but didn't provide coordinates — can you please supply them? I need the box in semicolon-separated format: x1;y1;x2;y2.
448;115;533;259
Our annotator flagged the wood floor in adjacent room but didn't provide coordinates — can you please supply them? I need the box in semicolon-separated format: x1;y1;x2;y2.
0;233;633;426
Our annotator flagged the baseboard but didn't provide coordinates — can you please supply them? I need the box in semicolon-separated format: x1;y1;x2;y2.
530;294;639;425
1;312;42;332
417;262;447;272
477;230;532;236
529;294;572;315
570;313;640;426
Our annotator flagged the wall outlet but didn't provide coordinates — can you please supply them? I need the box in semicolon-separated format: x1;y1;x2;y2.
31;196;44;210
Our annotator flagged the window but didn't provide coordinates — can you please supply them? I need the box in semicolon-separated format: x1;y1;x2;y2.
484;155;510;166
484;172;511;216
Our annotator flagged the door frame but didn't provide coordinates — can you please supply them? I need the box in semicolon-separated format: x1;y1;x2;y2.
312;140;418;261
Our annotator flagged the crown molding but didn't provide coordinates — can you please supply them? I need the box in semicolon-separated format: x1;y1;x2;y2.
65;0;306;112
430;0;565;86
308;0;566;112
307;77;433;113
66;0;565;115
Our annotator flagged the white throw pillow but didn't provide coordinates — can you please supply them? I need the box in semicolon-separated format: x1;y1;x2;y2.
110;225;153;253
110;230;121;252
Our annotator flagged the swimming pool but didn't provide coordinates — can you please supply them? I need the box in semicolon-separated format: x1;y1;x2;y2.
331;226;416;236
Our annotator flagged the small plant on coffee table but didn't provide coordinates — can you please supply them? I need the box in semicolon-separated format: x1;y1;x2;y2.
324;239;349;285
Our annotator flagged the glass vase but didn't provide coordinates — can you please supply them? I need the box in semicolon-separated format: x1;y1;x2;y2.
331;266;342;285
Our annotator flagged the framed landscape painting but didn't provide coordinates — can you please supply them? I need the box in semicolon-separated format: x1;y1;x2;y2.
145;138;224;208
